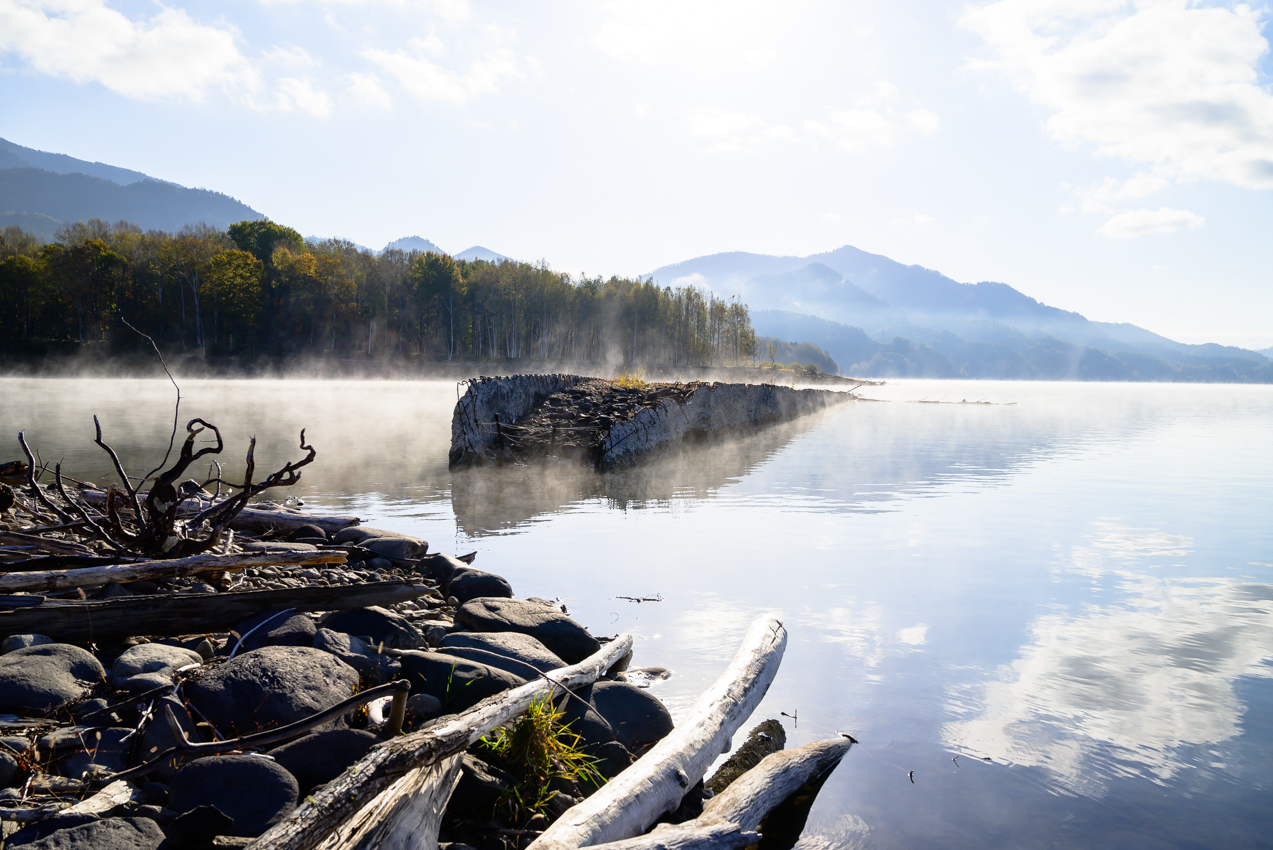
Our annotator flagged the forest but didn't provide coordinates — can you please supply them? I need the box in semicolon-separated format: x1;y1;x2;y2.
0;219;757;368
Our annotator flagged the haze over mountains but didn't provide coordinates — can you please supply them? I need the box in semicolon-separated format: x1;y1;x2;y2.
648;248;1271;381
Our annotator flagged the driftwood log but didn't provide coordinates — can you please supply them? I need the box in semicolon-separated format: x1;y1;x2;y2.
0;550;345;595
0;580;433;643
528;616;787;850
79;491;359;536
584;736;854;850
249;633;635;850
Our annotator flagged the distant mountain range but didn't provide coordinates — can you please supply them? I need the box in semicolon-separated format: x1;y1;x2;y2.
0;137;263;238
381;236;510;262
648;247;1271;382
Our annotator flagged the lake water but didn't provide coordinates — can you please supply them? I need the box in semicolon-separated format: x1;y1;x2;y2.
3;376;1271;849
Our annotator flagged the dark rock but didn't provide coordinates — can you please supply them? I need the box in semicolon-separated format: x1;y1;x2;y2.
11;816;164;850
312;629;401;687
131;805;170;824
0;750;20;787
268;729;379;794
0;644;105;714
445;568;513;604
186;647;359;737
415;553;465;586
331;527;396;545
59;727;131;780
1;634;52;654
705;718;787;794
164;805;234;847
456;598;599;664
5;813;99;847
360;536;429;562
445;754;516;823
239;541;319;555
589;681;674;755
442;632;565;675
555;684;632;781
142;782;169;806
285;524;328;543
110;643;201;692
229;610;316;654
404;693;442;729
657;779;706;826
136;696;201;781
169;755;298;838
396;651;526;713
321;606;422;650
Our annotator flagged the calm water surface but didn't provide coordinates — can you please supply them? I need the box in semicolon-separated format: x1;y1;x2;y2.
3;377;1271;849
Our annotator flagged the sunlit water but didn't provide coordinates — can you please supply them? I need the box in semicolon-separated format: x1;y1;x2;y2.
3;376;1271;849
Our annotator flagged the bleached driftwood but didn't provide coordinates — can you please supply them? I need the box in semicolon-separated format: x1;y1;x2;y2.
0;550;345;594
64;779;146;815
585;736;853;850
249;632;635;850
79;490;359;535
321;754;463;850
529;615;787;850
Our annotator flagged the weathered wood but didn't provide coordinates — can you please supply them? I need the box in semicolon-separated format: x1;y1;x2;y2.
0;580;431;643
0;531;93;557
584;736;852;850
80;490;360;535
528;616;787;850
582;823;759;850
64;779;145;815
699;736;853;831
0;550;345;595
327;755;463;850
249;633;635;850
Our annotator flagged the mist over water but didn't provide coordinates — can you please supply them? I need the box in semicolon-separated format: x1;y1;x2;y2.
3;377;1271;848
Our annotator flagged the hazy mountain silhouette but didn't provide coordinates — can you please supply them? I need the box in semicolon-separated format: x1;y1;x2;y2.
650;247;1270;381
0;137;263;238
384;235;444;254
455;245;510;262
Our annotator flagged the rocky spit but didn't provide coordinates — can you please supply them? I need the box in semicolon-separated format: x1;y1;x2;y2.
449;374;855;470
0;513;681;850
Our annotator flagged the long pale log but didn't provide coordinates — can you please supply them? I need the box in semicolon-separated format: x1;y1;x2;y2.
0;580;431;643
0;550;345;594
699;736;853;831
80;491;360;535
326;755;463;850
249;633;635;850
585;736;852;850
529;616;787;850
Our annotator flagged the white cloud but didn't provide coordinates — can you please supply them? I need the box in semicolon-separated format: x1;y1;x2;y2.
0;0;257;101
347;72;392;110
683;107;795;154
362;45;522;105
262;43;318;70
913;213;935;225
961;0;1273;190
1077;172;1171;214
907;109;940;135
1097;207;1205;239
273;77;332;118
806;108;894;153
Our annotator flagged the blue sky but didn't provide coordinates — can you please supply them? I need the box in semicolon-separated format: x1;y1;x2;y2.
2;0;1272;348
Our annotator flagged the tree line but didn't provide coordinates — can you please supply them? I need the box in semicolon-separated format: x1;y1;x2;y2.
0;219;756;367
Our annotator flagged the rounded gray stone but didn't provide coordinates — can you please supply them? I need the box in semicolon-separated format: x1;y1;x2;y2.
110;643;202;692
456;598;600;664
169;754;298;837
0;644;104;714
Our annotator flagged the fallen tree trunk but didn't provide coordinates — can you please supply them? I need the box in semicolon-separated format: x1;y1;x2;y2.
321;754;463;850
79;490;360;536
249;632;635;850
0;580;430;643
0;531;94;557
585;736;853;850
0;550;345;594
528;616;787;850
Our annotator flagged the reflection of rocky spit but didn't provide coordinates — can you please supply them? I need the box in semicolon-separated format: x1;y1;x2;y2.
943;576;1273;796
449;374;853;471
450;409;834;536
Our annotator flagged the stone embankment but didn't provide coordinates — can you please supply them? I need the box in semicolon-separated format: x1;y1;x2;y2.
449;374;855;470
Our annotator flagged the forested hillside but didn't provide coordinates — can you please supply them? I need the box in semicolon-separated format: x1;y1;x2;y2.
0;219;756;368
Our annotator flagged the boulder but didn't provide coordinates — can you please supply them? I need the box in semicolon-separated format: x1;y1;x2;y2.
322;606;421;650
397;651;526;713
404;693;442;729
456;598;599;664
164;805;234;847
110;643;202;692
446;568;513;604
285;524;328;543
59;727;132;780
361;536;429;562
10;816;164;850
446;754;517;823
589;681;674;755
169;754;298;837
186;647;358;737
312;629;401;686
136;696;201;781
0;644;104;714
332;526;397;545
5;813;99;847
230;610;316;654
268;729;380;794
557;684;633;781
1;634;52;654
415;553;465;586
0;750;21;787
442;632;565;675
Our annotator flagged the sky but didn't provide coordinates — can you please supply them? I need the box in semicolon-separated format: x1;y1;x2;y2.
1;0;1272;349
